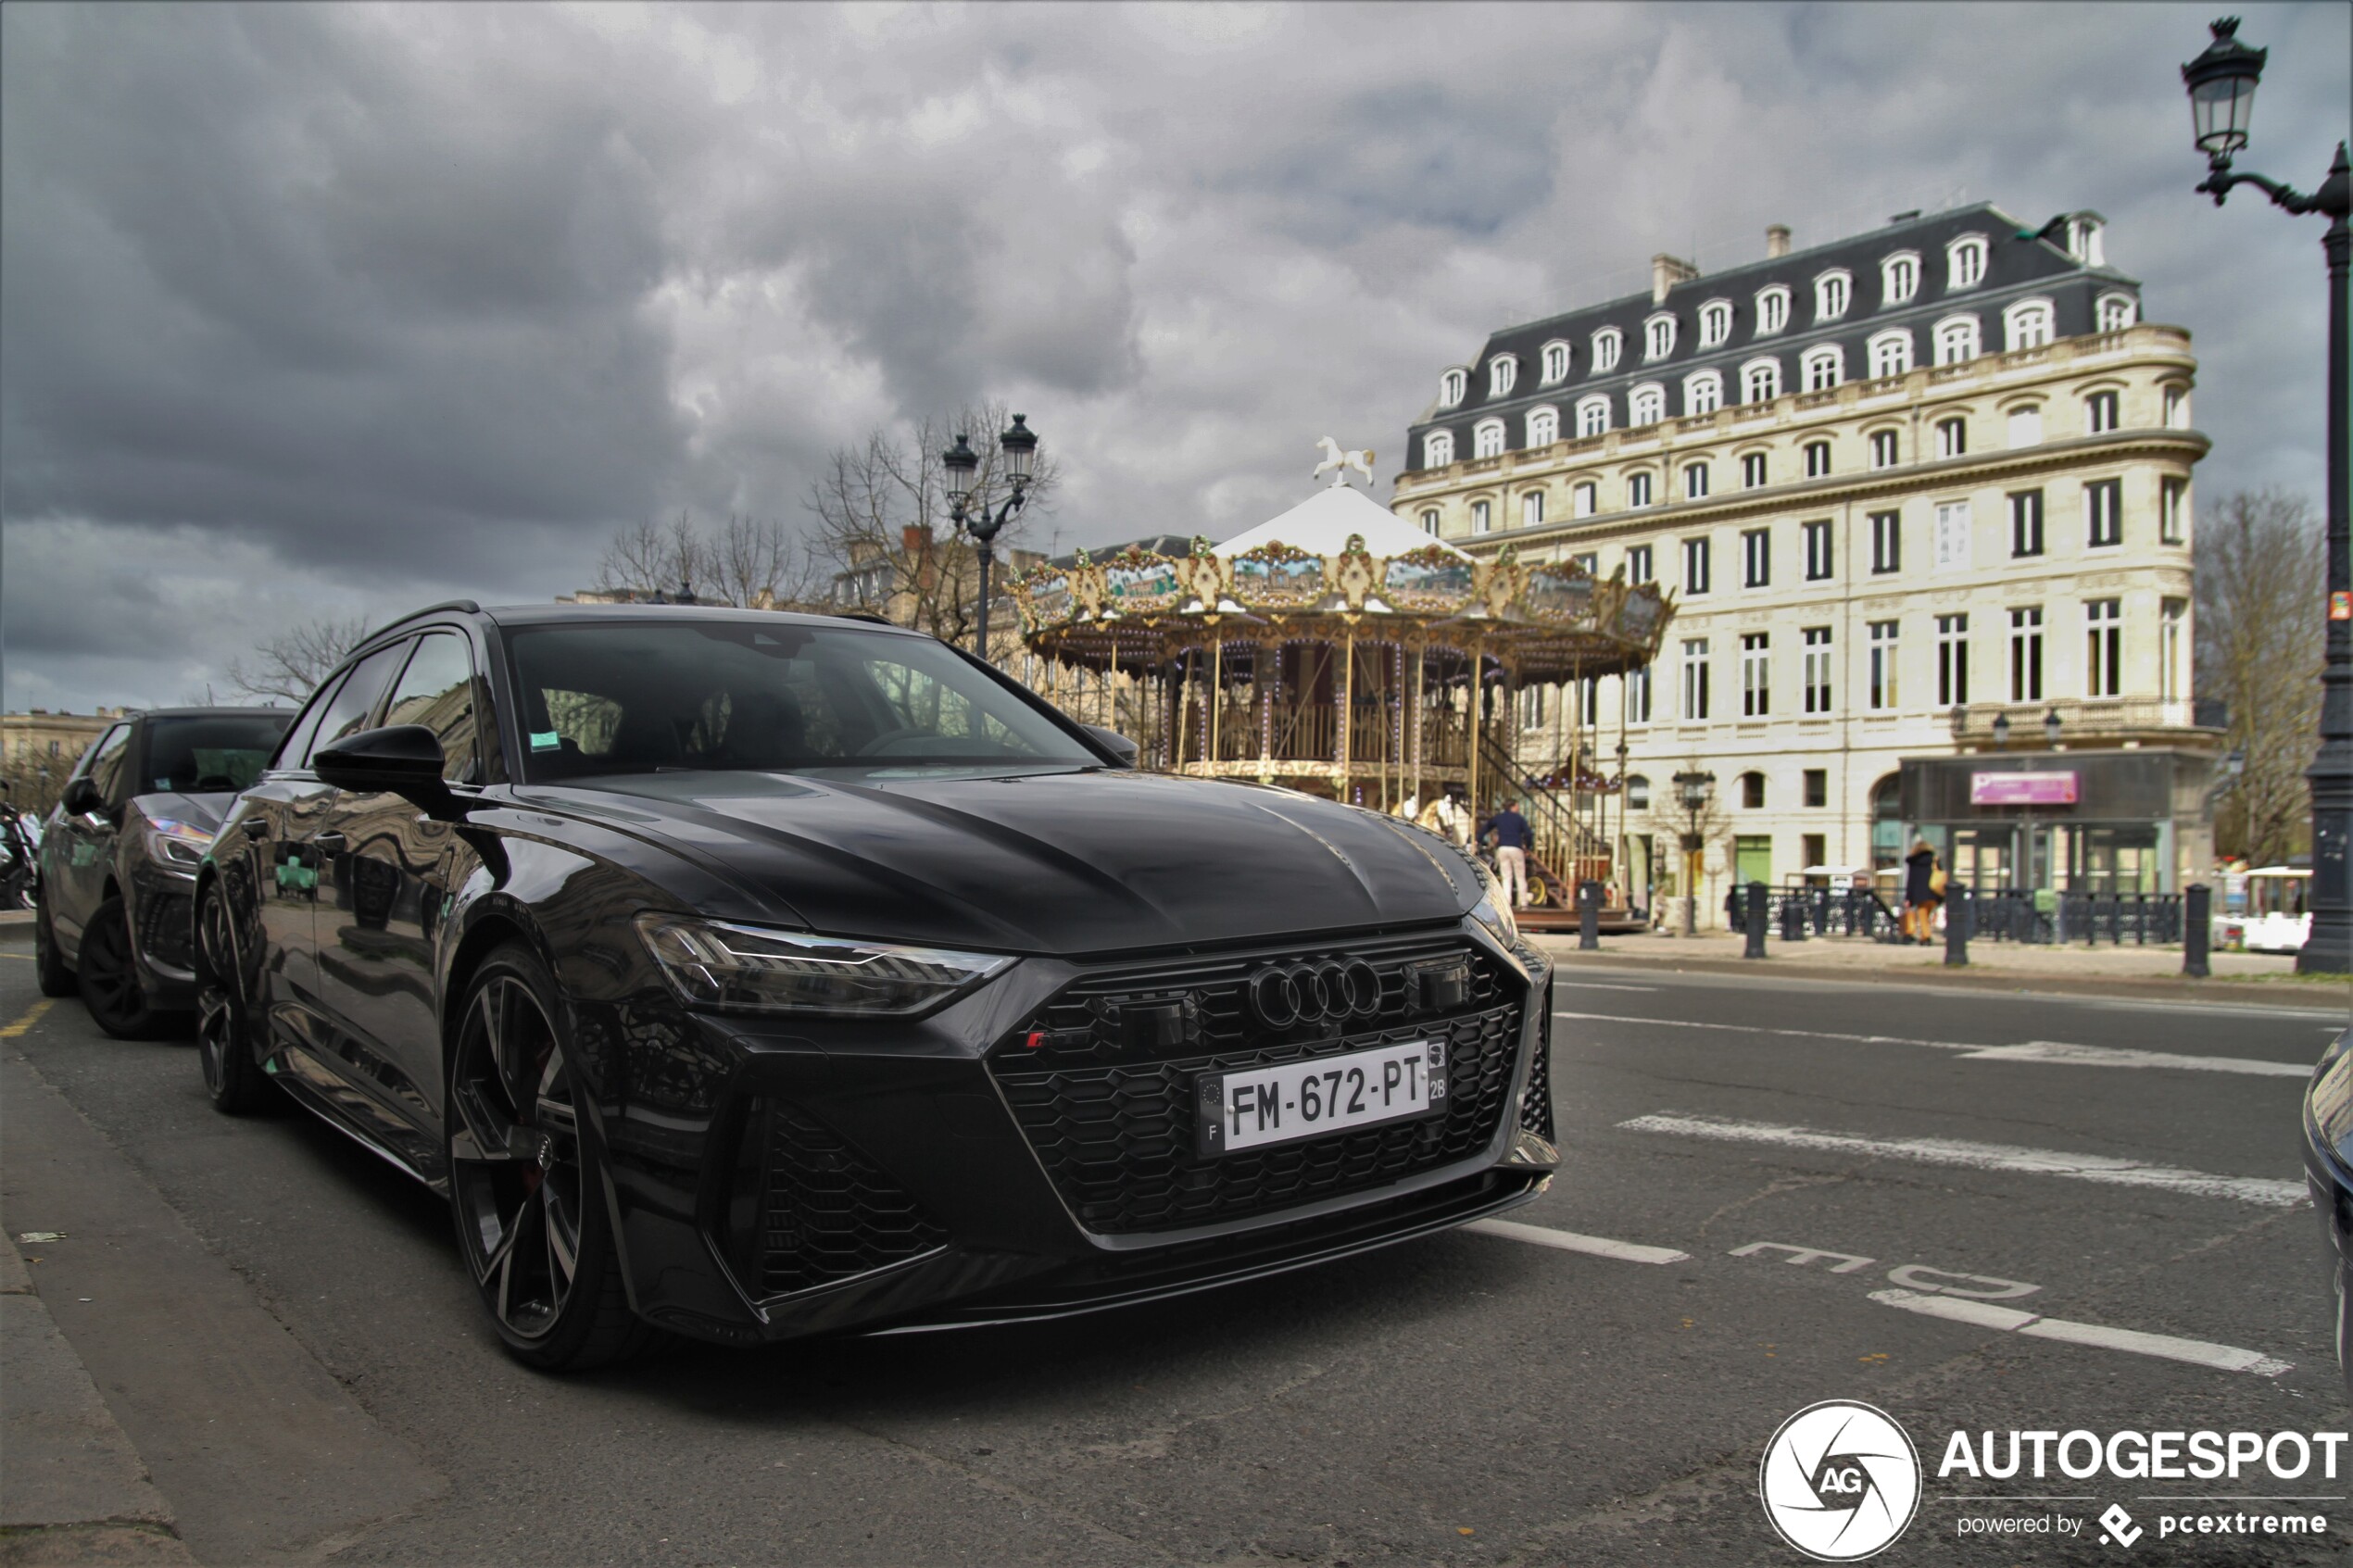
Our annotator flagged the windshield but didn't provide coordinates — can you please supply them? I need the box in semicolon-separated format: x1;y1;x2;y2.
144;714;294;795
507;621;1101;783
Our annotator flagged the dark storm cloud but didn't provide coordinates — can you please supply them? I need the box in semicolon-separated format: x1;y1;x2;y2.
2;1;2347;713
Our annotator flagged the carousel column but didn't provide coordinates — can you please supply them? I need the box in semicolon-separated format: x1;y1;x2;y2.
1410;641;1426;807
1466;643;1483;816
1209;631;1224;776
1339;628;1354;800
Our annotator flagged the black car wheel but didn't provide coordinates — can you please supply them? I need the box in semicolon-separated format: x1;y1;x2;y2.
77;896;175;1040
195;884;276;1113
32;892;75;998
447;946;655;1372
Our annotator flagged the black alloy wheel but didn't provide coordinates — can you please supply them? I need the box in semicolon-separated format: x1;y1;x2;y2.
447;946;654;1371
195;884;275;1113
77;896;174;1040
32;892;75;998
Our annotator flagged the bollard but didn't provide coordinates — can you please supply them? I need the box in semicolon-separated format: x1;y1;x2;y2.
1944;884;1970;966
1577;879;1602;951
1780;897;1806;942
2183;884;2212;978
1743;879;1768;959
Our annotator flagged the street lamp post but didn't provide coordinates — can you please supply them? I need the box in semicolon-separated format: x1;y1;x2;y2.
1673;768;1716;937
2181;18;2352;972
939;414;1041;664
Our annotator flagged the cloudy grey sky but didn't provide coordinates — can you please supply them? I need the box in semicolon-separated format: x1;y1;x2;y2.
4;1;2346;713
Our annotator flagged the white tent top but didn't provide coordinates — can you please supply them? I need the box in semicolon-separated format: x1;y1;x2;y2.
1213;483;1471;562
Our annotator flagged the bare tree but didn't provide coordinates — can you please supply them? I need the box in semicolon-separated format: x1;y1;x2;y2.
594;513;706;600
2196;487;2323;864
591;512;824;609
228;615;373;704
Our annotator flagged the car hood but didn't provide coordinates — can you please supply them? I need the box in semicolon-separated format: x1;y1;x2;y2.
125;791;234;834
525;767;1479;955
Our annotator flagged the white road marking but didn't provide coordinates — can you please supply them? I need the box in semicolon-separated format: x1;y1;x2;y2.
1553;981;1658;992
1870;1288;2293;1377
1619;1112;2308;1209
1556;1010;2310;1077
1463;1217;1691;1264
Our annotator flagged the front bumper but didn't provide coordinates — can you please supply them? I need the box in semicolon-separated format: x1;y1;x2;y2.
589;921;1557;1346
127;863;200;1010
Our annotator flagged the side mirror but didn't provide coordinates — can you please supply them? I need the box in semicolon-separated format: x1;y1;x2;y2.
314;725;455;812
61;777;105;819
1086;726;1139;769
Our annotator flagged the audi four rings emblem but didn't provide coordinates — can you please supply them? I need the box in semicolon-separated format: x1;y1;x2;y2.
1245;960;1382;1029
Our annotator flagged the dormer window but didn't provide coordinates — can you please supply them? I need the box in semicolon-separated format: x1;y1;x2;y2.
1644;312;1677;360
1802;344;1844;392
1946;233;1988;290
1934;314;1980;366
1814;270;1852;320
1629;383;1666;427
2067;214;2106;266
1755;285;1791;335
1527;406;1559;447
1741;358;1781;404
1440;368;1467;408
2003;298;2055;352
1473;419;1506;459
1684;370;1723;416
1881;252;1919;305
1869;329;1913;379
1541;341;1570;383
1592;328;1623;373
1422;430;1454;468
1576;395;1611;437
2096;293;2136;332
1489;355;1517;397
1699;300;1732;347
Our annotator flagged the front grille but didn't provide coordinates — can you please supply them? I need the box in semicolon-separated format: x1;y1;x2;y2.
724;1098;948;1299
990;933;1528;1236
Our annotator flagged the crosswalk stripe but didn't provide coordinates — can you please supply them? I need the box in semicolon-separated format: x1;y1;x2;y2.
1556;1011;2312;1077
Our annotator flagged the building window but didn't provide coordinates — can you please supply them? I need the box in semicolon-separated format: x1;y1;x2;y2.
1471;499;1491;533
1803;519;1833;581
1881;251;1919;305
2086;598;2121;697
1755;285;1790;334
1474;420;1505;459
1815;270;1852;320
2160;598;2186;701
1868;330;1913;380
2163;386;2188;429
2085;478;2122;546
2007;404;2043;447
1681;638;1711;721
1521;490;1545;528
2003;298;2055;351
1933;500;1971;571
1628;470;1655;508
1740;772;1766;810
1441;369;1466;407
1570;551;1598;575
1541;341;1570;383
1802;628;1833;715
2008;489;2045;557
1742;527;1770;588
1527;407;1559;447
1629;668;1653;724
1936;613;1969;706
1423;431;1454;468
1742;633;1770;718
1489;355;1517;397
1644;313;1677;360
1629;383;1666;427
1577;395;1611;437
1684;461;1710;500
1592;328;1622;373
1946;233;1988;289
1869;510;1901;574
1802;345;1843;391
2161;477;2187;545
1802;439;1831;478
1742;451;1768;488
1684;370;1723;415
2097;293;2137;332
1868;621;1900;709
2009;607;2044;702
1421;508;1441;536
1934;315;1980;365
1699;300;1732;347
1520;684;1546;729
1934;416;1967;458
1573;482;1597;519
1625;544;1653;583
1682;537;1710;594
2085;390;2120;433
1864;429;1897;470
1742;358;1780;404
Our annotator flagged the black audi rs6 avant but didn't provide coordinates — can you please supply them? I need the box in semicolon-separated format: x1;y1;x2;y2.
195;602;1557;1368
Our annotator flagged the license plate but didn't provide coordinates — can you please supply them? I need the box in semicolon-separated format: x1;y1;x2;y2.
1195;1040;1447;1158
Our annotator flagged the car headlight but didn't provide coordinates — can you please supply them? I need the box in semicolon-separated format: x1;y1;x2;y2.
1466;858;1519;949
634;913;1013;1016
144;818;214;873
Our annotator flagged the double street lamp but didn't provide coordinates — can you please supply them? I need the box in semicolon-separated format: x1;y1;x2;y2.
940;414;1041;663
2180;19;2351;972
1673;768;1716;937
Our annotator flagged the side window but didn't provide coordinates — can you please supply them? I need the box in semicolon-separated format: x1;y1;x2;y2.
81;724;133;808
304;642;413;767
382;633;480;783
273;674;348;771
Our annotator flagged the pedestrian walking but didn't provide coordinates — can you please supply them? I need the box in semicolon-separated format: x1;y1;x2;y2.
1903;838;1944;944
1482;799;1532;909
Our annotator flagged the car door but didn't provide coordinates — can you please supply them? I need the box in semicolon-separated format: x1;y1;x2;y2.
317;629;484;1148
44;721;132;955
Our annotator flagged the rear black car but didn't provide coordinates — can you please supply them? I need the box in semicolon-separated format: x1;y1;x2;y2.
35;708;291;1036
194;603;1556;1369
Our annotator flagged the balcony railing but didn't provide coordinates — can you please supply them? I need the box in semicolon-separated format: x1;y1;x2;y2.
1947;697;2213;744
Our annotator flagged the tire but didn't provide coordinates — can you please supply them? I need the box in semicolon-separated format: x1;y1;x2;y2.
32;893;76;998
446;945;657;1372
77;896;175;1040
194;882;278;1113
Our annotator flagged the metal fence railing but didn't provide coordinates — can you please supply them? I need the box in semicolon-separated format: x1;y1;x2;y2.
1728;885;2186;947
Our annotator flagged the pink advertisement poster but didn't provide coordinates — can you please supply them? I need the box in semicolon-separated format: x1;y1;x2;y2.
1970;771;2079;806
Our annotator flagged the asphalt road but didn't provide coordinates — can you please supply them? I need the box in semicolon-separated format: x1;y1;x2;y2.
3;947;2349;1567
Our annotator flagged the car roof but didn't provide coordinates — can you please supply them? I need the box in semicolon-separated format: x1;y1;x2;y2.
480;603;918;633
134;706;294;721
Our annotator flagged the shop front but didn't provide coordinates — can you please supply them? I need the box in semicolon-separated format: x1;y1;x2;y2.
1898;749;2218;896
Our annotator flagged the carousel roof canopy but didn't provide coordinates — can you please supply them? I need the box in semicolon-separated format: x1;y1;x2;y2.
1214;484;1470;562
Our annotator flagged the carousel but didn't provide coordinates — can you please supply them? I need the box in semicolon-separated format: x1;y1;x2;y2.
1008;443;1675;910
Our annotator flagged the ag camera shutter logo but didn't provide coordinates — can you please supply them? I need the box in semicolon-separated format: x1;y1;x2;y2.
1759;1400;1922;1561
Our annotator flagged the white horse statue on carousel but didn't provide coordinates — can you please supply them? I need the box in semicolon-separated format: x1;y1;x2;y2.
1313;436;1377;489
